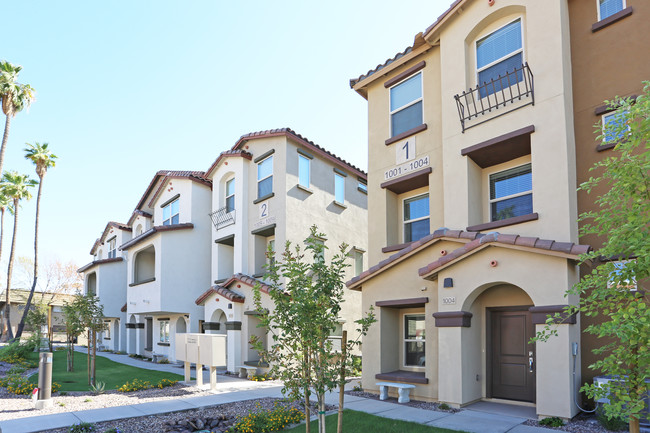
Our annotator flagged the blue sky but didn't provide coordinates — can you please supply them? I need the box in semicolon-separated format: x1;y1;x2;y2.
1;0;449;273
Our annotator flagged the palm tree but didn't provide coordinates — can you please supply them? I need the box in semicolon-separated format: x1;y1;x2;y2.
15;143;57;340
0;171;37;342
0;61;36;176
0;188;10;340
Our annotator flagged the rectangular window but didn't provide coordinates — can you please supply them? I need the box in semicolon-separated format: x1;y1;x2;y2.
299;155;310;188
477;19;523;97
598;0;625;20
108;238;116;259
489;163;533;221
334;173;345;204
159;321;170;343
602;110;628;143
404;194;430;243
609;261;637;290
267;237;275;267
358;180;367;194
104;323;111;339
257;156;273;199
225;178;235;212
390;72;423;137
404;314;425;367
354;250;363;276
162;198;179;226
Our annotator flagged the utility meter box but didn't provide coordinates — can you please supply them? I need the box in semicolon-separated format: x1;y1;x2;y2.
198;334;226;367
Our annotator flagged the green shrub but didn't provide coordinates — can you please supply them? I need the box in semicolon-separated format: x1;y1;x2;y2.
103;428;122;433
596;408;628;431
0;341;32;363
438;403;451;411
350;355;362;376
231;403;304;433
539;417;564;427
117;378;178;392
68;422;95;432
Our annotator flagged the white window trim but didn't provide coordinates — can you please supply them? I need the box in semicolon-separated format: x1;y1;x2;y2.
159;320;170;343
388;72;424;137
402;193;430;243
162;198;179;226
475;17;525;88
257;155;273;196
299;154;310;188
487;163;532;222
597;0;626;21
225;177;235;211
403;313;425;369
108;238;117;259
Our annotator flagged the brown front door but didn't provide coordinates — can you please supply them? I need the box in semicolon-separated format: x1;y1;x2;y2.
488;307;536;402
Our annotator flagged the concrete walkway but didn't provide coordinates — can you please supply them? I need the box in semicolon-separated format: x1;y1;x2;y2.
0;349;557;433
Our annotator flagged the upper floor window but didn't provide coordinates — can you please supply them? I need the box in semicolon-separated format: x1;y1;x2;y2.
358;179;368;194
477;18;523;97
609;260;637;290
162;198;179;225
351;249;364;276
108;238;117;259
404;193;430;243
598;0;625;20
390;73;423;137
257;156;273;198
135;224;143;236
489;163;532;221
602;110;628;143
299;155;310;188
334;173;345;204
225;178;235;212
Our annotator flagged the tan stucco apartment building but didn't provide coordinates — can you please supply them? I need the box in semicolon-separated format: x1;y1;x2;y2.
568;0;650;386
347;0;596;420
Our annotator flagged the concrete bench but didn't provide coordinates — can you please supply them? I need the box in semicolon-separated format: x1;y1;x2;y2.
152;354;167;363
237;365;257;379
376;381;416;403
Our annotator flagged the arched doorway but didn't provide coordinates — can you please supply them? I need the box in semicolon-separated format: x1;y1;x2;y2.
209;309;227;335
176;316;187;334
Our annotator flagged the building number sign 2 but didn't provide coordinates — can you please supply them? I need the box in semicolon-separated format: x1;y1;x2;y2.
384;136;430;181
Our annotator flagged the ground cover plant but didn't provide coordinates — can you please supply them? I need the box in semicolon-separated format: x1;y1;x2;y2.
25;350;183;391
285;409;462;433
230;401;304;432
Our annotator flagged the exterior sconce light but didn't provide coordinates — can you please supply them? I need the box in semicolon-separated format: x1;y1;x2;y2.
443;278;454;288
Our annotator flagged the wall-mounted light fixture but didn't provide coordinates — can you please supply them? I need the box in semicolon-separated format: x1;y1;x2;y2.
443;278;454;288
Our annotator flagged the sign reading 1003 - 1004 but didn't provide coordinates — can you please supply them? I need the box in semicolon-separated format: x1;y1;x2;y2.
383;136;430;181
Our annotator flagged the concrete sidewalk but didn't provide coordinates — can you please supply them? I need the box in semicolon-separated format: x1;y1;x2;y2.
0;348;557;433
0;387;557;433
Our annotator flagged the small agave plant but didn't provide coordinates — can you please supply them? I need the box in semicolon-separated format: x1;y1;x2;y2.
89;381;105;395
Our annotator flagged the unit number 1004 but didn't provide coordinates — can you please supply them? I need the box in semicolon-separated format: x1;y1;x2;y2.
384;156;430;180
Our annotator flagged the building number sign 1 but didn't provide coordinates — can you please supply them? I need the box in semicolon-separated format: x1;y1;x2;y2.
384;136;430;181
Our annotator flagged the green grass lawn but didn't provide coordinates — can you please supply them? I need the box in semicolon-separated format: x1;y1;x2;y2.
26;351;185;392
285;409;462;433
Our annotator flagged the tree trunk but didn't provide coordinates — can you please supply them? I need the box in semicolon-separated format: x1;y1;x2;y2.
1;199;20;342
304;346;311;433
15;178;43;339
629;416;640;433
0;113;12;179
337;330;347;433
317;393;326;433
91;328;96;386
87;331;91;386
67;335;73;372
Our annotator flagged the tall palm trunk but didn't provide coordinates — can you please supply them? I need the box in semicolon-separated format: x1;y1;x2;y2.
1;198;19;342
0;207;5;339
15;177;43;339
0;111;12;176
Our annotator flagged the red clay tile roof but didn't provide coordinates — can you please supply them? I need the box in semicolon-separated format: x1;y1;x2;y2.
418;231;591;279
347;228;591;289
349;0;466;90
77;257;124;273
230;128;366;179
118;223;194;251
195;273;271;305
205;150;253;178
133;170;212;213
346;228;477;289
127;210;153;227
99;221;131;245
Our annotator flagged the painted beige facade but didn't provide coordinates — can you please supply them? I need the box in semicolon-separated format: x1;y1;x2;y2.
200;129;367;373
350;0;586;419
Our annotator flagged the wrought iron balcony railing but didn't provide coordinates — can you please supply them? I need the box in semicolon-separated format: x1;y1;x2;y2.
209;206;235;230
454;63;534;133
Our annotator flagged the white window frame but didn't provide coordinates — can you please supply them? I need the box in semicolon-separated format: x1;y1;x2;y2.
475;17;525;89
299;154;310;188
403;193;430;243
388;72;423;137
162;198;179;226
104;323;111;339
267;237;276;267
334;173;345;204
403;313;425;368
108;238;117;259
225;177;235;212
159;320;170;343
597;0;626;21
602;110;629;143
488;163;532;222
353;250;364;276
257;155;273;198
